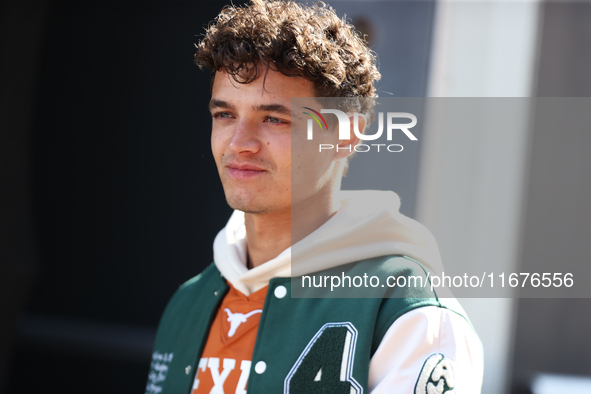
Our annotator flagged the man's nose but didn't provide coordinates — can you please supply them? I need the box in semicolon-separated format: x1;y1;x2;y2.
228;118;261;154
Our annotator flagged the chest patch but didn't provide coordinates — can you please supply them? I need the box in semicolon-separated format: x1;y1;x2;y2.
414;353;455;394
224;308;262;337
284;322;363;394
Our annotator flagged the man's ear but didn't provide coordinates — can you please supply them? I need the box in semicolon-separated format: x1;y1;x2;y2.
334;113;364;160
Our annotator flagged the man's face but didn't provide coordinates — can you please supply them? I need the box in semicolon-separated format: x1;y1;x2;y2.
210;69;342;215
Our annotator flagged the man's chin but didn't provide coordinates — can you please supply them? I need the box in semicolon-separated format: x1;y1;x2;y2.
226;198;275;215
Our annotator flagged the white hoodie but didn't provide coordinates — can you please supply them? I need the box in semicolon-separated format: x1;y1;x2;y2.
213;190;483;393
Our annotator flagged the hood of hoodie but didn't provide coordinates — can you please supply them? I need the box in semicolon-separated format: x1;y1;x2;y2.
213;190;444;296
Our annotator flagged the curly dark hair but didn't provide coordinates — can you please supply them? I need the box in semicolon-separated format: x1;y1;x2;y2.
194;0;381;113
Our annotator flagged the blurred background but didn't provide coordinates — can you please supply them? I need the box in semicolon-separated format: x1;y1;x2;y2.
1;0;590;393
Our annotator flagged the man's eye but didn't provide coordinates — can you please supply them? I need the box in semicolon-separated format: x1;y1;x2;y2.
213;112;232;119
266;116;285;124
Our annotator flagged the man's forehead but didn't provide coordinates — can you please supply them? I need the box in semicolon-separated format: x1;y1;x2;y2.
211;69;317;100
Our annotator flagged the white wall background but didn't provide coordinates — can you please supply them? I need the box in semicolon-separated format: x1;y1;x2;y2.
419;1;541;393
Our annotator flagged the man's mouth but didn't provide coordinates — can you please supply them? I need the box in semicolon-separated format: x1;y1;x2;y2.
227;162;267;179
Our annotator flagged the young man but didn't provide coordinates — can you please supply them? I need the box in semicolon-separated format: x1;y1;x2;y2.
146;1;483;393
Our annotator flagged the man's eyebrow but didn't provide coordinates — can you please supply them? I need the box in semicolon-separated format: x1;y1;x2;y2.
253;104;291;116
209;100;291;116
208;99;235;111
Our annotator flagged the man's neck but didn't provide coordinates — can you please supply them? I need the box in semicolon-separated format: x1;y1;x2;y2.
244;209;290;268
244;192;341;268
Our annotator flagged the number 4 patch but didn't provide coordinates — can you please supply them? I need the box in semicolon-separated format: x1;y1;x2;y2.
284;322;363;394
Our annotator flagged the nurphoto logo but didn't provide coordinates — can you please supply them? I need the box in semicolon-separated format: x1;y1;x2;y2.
303;108;418;153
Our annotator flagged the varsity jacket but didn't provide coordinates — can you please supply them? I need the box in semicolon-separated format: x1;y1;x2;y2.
146;191;484;393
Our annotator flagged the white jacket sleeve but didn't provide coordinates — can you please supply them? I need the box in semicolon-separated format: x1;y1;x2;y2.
368;306;483;394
